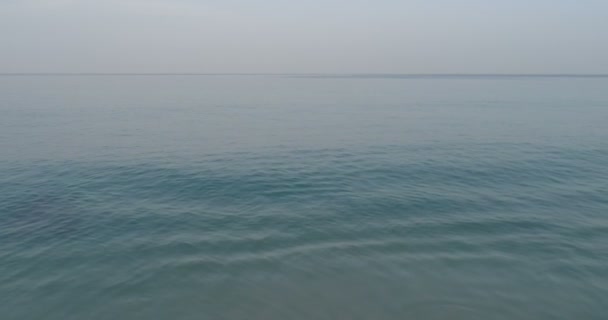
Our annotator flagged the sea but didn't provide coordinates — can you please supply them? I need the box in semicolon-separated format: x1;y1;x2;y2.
1;74;607;319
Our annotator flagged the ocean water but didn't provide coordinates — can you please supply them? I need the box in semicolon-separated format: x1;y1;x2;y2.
1;75;607;320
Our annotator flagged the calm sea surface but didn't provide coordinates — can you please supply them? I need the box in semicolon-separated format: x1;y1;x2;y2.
1;75;607;319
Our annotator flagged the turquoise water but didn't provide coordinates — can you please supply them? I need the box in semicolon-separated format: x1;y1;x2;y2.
1;75;607;319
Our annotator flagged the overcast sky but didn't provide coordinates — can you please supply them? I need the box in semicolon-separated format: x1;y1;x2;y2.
2;0;607;73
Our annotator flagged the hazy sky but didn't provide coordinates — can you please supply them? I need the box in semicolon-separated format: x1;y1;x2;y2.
2;0;607;73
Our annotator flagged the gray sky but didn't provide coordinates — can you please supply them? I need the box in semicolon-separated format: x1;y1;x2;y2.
2;0;607;73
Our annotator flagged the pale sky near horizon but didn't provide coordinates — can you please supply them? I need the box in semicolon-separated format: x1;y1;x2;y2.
1;0;607;74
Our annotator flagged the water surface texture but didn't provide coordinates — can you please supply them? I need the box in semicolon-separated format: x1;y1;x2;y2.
1;75;608;319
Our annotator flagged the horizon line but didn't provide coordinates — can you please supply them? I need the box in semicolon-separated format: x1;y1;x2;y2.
1;72;608;78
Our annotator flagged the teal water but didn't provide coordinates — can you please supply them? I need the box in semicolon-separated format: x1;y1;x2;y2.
1;75;607;319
